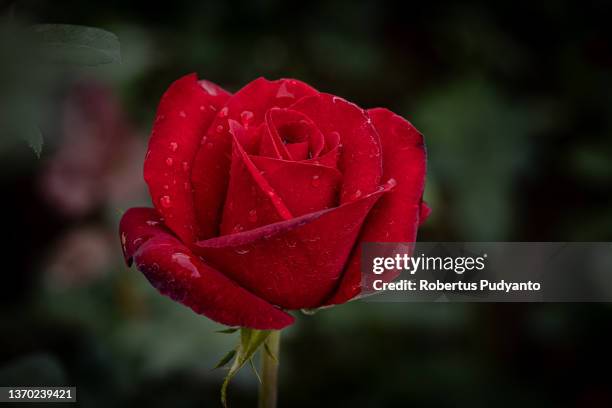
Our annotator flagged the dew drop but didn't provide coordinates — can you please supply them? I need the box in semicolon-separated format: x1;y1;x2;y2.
179;110;187;118
219;107;229;117
354;189;362;199
172;253;200;277
276;82;294;99
200;136;208;145
163;184;169;190
311;174;320;187
232;224;244;233
165;157;173;166
234;248;250;255
286;239;297;248
240;110;254;127
133;237;143;246
146;220;159;226
182;161;190;172
160;195;172;208
206;142;214;149
200;81;218;95
248;209;258;223
216;125;224;133
209;105;217;112
169;142;178;152
199;105;206;111
183;182;191;191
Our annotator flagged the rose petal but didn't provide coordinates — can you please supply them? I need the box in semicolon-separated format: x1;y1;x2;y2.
144;73;230;243
195;181;394;309
290;93;382;203
251;156;341;216
192;78;319;239
219;121;292;235
419;201;431;226
325;108;427;305
264;108;325;160
120;207;294;329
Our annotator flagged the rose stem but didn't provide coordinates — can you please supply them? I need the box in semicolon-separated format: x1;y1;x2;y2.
258;330;281;408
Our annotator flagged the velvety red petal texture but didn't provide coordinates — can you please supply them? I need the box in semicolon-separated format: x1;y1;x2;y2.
191;78;319;239
120;207;294;329
250;156;341;216
325;108;427;305
264;108;325;160
291;93;383;203
124;74;429;328
143;74;230;243
219;121;292;235
194;181;394;310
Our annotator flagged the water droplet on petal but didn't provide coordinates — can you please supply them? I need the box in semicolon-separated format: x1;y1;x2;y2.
216;125;224;133
276;82;294;99
286;239;297;248
199;105;206;111
172;253;200;277
354;189;362;199
160;195;172;208
182;161;190;172
169;142;178;152
133;237;143;246
234;248;250;255
163;184;169;190
146;220;159;226
183;182;191;191
232;224;244;233
200;136;208;145
179;110;187;118
240;110;254;128
165;157;173;166
248;209;258;223
206;142;214;149
199;81;218;96
311;174;320;187
209;105;217;112
219;107;229;118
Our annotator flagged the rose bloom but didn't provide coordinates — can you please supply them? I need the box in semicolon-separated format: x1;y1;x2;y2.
120;74;429;329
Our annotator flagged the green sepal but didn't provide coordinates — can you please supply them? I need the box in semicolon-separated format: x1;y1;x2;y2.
220;328;271;408
263;342;277;363
213;349;236;369
216;327;239;334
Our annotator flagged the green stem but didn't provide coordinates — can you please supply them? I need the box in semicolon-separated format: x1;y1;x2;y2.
258;330;281;408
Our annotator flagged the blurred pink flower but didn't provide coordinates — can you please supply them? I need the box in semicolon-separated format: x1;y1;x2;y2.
44;226;114;289
41;81;147;217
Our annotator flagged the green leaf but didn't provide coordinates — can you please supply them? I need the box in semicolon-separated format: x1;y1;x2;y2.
213;349;236;369
30;24;121;66
220;328;271;408
216;327;239;334
263;342;277;363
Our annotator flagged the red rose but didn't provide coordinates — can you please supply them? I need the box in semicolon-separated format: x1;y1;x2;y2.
119;74;429;329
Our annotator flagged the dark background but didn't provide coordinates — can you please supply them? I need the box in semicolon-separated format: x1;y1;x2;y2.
1;0;612;407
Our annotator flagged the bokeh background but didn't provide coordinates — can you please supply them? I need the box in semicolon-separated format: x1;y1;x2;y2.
1;0;612;406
